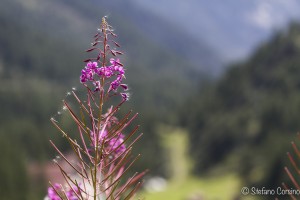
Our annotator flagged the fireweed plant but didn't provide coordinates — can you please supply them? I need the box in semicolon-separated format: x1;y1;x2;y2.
280;135;300;199
46;17;146;200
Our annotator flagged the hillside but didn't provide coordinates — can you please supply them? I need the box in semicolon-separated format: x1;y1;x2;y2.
97;0;222;74
0;0;200;153
0;0;220;115
183;22;300;190
131;0;300;63
0;0;222;199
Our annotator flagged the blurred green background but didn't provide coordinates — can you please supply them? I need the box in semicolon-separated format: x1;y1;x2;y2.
1;0;300;199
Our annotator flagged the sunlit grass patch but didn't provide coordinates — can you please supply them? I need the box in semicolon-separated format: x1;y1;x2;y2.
139;125;242;199
140;174;241;200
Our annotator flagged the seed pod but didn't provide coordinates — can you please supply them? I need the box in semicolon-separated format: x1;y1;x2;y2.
84;59;92;62
115;51;123;55
110;50;117;56
113;41;120;47
86;48;97;52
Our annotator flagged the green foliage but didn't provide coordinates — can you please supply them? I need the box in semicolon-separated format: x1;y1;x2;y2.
183;22;300;189
0;136;29;200
0;0;205;199
141;174;241;200
0;0;198;158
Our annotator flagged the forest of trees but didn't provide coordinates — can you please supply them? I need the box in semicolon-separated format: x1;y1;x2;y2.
0;0;201;198
182;23;300;190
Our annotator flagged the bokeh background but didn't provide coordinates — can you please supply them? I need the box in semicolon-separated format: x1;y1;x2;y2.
1;0;300;199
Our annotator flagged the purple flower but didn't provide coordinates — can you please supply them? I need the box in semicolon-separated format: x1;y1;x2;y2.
80;68;94;83
47;185;79;200
95;66;113;78
80;70;88;83
110;58;125;75
93;81;101;92
86;61;98;70
120;84;128;91
47;184;62;200
80;58;128;97
120;93;129;101
104;67;113;77
66;187;79;200
80;62;99;83
109;133;126;155
90;129;108;147
90;129;126;156
95;67;104;76
115;66;125;75
110;58;122;66
80;74;87;83
110;80;120;90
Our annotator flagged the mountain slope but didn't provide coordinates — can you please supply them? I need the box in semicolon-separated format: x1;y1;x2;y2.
1;0;207;120
0;0;224;198
183;22;300;188
131;0;300;63
0;0;215;182
96;0;222;75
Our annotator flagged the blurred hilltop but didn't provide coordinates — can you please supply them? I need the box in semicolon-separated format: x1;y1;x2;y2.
131;0;300;62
